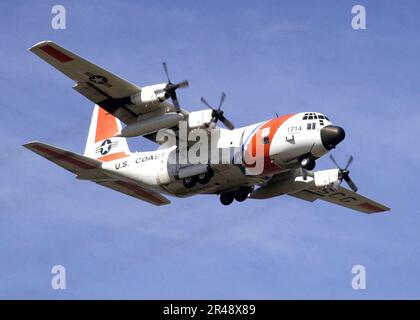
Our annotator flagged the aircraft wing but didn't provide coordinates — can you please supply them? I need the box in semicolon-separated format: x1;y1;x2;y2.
95;180;170;206
289;185;390;214
23;141;170;206
29;41;182;127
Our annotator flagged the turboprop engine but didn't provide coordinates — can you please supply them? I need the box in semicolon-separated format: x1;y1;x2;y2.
130;62;188;112
130;84;168;106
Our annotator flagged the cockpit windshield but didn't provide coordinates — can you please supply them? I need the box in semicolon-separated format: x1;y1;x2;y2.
302;112;330;128
302;113;329;121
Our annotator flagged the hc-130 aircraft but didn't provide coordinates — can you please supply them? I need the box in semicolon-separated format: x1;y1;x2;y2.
24;41;389;213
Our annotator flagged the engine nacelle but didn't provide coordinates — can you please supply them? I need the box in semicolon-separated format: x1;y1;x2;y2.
130;83;168;106
188;109;213;129
115;112;184;137
313;169;340;190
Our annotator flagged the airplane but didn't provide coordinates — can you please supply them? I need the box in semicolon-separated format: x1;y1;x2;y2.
24;40;390;214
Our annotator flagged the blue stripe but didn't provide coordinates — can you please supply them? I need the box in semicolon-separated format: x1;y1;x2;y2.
241;122;265;152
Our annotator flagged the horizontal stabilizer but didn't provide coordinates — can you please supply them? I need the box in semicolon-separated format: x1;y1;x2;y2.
23;141;170;206
23;141;102;174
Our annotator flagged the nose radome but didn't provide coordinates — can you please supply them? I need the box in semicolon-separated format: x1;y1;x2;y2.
320;125;345;150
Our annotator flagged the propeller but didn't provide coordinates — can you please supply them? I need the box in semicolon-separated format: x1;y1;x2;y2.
162;62;189;113
329;154;358;192
200;92;235;130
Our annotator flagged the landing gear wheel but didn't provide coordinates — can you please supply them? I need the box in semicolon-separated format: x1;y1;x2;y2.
197;169;214;185
301;157;316;171
220;193;234;206
183;176;198;189
234;190;248;202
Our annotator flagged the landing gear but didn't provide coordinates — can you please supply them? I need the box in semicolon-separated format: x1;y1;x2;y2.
220;187;253;205
183;176;198;189
182;169;214;188
301;157;316;170
220;192;235;206
197;169;213;185
234;187;253;202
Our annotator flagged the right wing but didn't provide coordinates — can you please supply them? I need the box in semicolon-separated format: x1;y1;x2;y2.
23;141;170;206
289;185;390;214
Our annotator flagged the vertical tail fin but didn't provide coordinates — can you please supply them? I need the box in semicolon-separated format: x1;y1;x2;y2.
84;105;131;162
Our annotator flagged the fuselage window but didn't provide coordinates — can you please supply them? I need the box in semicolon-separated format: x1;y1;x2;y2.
307;123;311;130
263;136;270;144
312;123;316;130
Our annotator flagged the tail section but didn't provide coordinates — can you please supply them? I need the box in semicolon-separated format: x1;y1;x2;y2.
84;105;131;161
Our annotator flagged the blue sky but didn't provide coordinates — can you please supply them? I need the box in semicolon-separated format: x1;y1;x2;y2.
1;0;419;299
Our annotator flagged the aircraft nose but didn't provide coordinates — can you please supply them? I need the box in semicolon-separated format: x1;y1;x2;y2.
320;125;345;150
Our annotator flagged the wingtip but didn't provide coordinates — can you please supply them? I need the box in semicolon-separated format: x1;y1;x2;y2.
28;40;53;52
22;141;42;148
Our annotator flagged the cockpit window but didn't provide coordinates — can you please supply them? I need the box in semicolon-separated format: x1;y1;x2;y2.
302;113;330;121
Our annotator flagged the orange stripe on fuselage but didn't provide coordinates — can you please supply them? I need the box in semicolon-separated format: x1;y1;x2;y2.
95;107;119;142
247;114;295;175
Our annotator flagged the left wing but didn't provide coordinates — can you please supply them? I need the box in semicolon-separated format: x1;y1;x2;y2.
289;185;390;214
29;41;183;127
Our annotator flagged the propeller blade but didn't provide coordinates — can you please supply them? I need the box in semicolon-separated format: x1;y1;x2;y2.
219;115;234;130
171;91;181;113
201;97;213;110
329;154;341;169
177;80;189;89
218;92;226;110
344;155;354;170
162;62;171;83
343;175;358;192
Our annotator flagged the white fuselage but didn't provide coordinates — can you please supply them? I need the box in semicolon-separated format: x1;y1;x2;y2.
101;112;341;197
